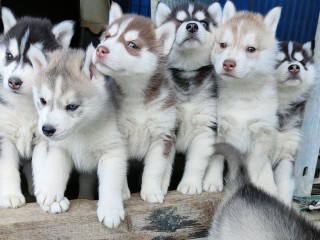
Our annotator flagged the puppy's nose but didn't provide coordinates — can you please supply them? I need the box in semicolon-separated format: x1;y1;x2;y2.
288;64;300;75
223;59;237;72
8;77;22;90
186;23;198;33
96;46;109;58
42;125;56;137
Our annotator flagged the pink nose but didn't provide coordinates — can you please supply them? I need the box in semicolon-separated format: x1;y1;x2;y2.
288;64;300;76
223;59;236;72
96;46;109;58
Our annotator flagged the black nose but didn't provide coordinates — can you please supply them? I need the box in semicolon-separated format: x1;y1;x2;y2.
42;125;56;137
8;77;22;90
186;23;198;33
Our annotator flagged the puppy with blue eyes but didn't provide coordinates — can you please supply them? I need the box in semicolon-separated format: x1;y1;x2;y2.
28;45;128;228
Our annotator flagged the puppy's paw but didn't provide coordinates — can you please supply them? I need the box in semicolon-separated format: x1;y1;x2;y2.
97;203;125;228
36;192;70;213
203;182;223;193
140;189;164;203
0;194;26;208
177;181;202;195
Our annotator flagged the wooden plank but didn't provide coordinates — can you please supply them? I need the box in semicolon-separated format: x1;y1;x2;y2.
294;13;320;196
0;191;222;239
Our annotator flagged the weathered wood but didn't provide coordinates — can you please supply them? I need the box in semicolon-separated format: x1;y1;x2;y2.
0;191;222;240
294;13;320;196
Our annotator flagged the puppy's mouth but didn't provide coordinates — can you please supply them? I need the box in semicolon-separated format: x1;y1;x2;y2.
181;36;200;44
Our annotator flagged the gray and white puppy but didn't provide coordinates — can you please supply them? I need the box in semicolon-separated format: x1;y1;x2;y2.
155;1;222;195
207;143;320;240
272;40;316;205
29;45;127;228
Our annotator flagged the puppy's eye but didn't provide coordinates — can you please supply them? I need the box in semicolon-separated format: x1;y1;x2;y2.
200;20;208;28
128;42;139;49
40;98;46;105
6;52;13;61
247;47;256;53
176;19;183;25
220;43;227;49
66;104;79;111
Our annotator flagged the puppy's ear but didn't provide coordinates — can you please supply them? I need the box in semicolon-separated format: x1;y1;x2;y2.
155;22;176;56
27;44;48;74
222;1;236;23
52;20;75;49
302;40;315;58
208;2;222;26
264;7;282;34
82;44;104;81
154;1;171;27
109;2;123;25
2;7;17;33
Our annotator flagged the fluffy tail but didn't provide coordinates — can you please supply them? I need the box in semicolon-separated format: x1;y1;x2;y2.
213;143;250;187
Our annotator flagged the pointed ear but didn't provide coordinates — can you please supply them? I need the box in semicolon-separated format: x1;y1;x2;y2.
222;1;236;23
302;40;315;58
52;20;74;49
154;1;171;27
109;2;123;25
156;22;176;56
208;2;222;26
264;7;282;34
27;44;48;74
2;7;17;33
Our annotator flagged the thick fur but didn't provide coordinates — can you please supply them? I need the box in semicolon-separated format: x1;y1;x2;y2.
209;2;282;195
155;1;223;195
29;46;127;228
272;40;316;204
207;143;320;240
92;2;177;203
0;7;73;208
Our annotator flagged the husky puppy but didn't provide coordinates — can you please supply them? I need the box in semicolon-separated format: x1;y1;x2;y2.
210;2;282;195
207;143;320;240
92;2;176;203
272;40;316;204
29;45;127;228
154;2;223;194
0;7;73;208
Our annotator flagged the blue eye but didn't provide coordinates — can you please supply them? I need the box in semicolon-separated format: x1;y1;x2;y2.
128;42;139;49
66;104;79;111
200;20;208;28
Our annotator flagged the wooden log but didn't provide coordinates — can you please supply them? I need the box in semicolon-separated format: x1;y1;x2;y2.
0;191;222;239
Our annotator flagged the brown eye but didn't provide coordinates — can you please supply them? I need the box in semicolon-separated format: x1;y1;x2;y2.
220;43;227;49
247;47;256;53
40;98;46;105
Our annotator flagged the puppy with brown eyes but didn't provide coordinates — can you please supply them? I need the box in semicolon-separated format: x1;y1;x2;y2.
92;2;177;204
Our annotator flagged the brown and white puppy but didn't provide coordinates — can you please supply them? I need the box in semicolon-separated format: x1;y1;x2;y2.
92;2;177;203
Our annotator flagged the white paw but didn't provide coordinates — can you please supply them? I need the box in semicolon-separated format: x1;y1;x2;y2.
122;186;131;201
36;192;70;213
177;181;202;195
140;189;164;203
203;182;223;193
97;204;125;228
0;194;26;208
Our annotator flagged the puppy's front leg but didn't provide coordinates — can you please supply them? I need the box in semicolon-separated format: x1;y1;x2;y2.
32;141;72;213
141;137;174;203
97;144;127;228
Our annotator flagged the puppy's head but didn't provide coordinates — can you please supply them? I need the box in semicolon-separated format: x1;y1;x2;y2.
155;2;222;68
29;45;106;141
212;4;282;82
276;41;315;89
92;2;175;80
